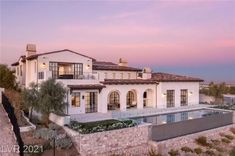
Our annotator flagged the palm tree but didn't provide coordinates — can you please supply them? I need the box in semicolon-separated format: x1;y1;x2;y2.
38;78;66;125
21;82;39;121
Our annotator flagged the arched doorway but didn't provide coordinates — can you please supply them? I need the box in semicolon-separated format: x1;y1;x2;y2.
108;91;120;110
143;89;153;107
126;90;137;109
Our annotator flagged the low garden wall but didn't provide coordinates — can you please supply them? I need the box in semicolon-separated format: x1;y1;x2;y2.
19;111;36;132
64;123;150;156
49;113;70;126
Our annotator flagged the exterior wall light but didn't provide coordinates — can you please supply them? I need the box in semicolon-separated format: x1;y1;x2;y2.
42;63;46;68
162;93;166;97
189;92;193;96
86;64;90;69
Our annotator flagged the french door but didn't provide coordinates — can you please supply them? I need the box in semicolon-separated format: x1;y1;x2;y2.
85;92;98;113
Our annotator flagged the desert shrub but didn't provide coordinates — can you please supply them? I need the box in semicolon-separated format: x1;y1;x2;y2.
43;141;52;151
205;150;216;156
230;147;235;156
181;146;193;153
221;138;231;144
195;136;212;147
194;147;202;155
148;148;162;156
214;146;225;153
211;139;220;145
48;123;61;130
224;134;234;140
50;137;72;150
168;149;179;156
33;128;57;140
230;128;235;135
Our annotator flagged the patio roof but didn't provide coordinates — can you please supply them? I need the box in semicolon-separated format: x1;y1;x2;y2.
68;84;106;92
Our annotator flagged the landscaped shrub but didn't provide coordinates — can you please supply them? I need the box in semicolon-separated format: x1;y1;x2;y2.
214;146;225;153
168;149;179;156
195;136;212;147
148;148;162;156
181;146;193;153
230;128;235;135
48;123;61;130
221;138;231;144
69;119;137;134
50;137;72;150
194;148;202;155
211;139;220;145
224;134;234;140
205;150;216;156
230;147;235;156
33;128;57;140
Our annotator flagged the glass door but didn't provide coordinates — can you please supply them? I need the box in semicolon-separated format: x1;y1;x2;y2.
85;92;98;113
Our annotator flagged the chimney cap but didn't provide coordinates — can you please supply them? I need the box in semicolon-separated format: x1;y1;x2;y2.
26;44;36;52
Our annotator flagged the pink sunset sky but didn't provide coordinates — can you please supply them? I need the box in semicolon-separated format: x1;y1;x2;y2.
0;1;235;82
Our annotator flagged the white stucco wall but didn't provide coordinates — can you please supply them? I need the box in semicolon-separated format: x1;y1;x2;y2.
94;70;138;81
68;89;99;115
25;50;95;87
98;84;157;113
156;82;200;108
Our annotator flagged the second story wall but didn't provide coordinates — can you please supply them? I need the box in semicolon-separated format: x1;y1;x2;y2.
94;70;138;81
25;50;94;87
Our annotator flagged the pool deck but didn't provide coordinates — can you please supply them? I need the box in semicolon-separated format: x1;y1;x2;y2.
71;104;212;122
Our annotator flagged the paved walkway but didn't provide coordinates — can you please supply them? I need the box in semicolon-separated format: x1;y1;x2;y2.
0;105;18;156
71;104;212;122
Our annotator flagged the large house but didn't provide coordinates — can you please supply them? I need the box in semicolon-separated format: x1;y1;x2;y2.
12;44;203;115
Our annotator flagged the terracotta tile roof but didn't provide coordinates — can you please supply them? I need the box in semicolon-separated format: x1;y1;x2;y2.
11;55;26;66
26;49;95;60
151;72;203;82
92;61;142;72
67;84;106;91
101;79;158;85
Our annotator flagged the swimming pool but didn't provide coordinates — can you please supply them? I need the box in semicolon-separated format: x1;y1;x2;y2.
131;109;228;125
131;109;233;141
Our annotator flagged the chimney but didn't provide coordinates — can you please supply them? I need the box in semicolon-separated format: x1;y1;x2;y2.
118;58;128;67
26;44;36;57
142;67;152;79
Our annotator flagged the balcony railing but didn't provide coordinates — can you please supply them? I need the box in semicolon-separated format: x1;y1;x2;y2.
42;71;99;80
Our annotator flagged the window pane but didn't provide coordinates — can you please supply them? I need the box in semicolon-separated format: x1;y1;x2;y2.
181;89;188;106
72;92;80;107
167;90;175;108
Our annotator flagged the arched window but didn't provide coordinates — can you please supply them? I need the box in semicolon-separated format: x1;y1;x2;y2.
126;91;137;108
108;91;120;110
127;91;134;105
109;91;120;104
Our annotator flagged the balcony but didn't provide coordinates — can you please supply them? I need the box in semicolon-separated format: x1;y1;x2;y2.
38;71;99;86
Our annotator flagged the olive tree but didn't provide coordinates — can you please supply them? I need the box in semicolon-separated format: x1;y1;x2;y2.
38;78;66;124
21;83;39;121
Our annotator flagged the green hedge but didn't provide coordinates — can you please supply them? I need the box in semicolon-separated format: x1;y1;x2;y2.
68;119;137;134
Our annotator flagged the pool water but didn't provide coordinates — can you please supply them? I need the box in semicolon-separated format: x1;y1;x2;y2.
131;109;228;125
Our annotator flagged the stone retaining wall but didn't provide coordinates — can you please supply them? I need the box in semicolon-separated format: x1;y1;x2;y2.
64;124;150;156
149;124;235;154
